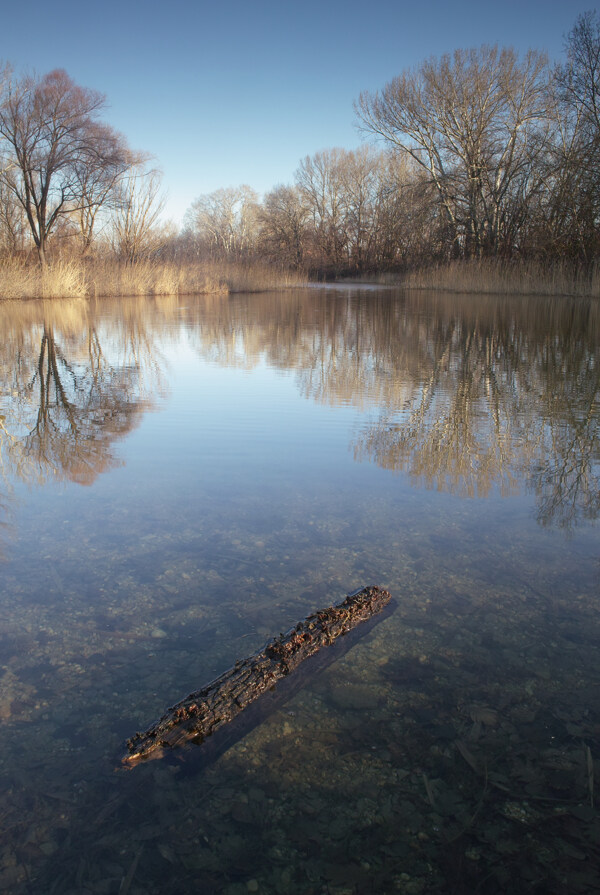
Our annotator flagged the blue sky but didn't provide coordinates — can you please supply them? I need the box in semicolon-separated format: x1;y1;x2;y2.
2;0;593;225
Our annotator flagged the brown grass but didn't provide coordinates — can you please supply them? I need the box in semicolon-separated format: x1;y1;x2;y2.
367;260;600;298
0;258;306;300
0;258;87;299
4;256;596;300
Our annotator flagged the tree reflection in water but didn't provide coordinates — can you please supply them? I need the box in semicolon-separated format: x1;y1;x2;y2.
155;286;600;532
0;290;597;534
342;292;600;530
0;299;164;507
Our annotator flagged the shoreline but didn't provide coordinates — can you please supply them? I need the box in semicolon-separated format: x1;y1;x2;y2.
0;258;598;300
333;260;600;299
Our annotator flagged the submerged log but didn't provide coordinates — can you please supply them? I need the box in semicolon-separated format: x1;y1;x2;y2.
123;585;391;766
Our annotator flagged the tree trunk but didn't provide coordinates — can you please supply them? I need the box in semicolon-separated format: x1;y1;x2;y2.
37;237;47;269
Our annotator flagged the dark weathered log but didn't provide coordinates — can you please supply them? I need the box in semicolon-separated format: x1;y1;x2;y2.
123;585;391;766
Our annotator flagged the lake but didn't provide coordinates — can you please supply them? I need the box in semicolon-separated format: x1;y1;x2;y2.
0;286;598;894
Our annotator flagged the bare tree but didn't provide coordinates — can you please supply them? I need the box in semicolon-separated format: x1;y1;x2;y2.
185;185;259;260
110;159;165;263
290;146;424;273
258;184;308;269
543;10;600;260
335;146;379;271
0;179;28;256
356;46;551;259
367;151;433;269
295;149;346;270
560;10;600;140
71;125;132;256
0;69;130;267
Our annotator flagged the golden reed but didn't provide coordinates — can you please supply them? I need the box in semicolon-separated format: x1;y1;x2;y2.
0;259;305;300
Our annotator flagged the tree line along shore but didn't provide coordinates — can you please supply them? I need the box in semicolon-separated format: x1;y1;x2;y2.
0;11;598;298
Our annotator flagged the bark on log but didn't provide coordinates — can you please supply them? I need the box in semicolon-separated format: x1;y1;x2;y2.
123;585;391;766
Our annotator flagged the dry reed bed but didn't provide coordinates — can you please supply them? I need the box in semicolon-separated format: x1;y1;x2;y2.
0;259;305;300
2;258;599;300
382;260;600;298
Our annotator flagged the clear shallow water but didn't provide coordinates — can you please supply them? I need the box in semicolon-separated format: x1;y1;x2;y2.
0;288;598;894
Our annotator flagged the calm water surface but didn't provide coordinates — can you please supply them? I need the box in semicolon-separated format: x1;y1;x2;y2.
0;287;598;894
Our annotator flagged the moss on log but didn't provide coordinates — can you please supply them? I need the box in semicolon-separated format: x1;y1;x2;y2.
123;585;391;766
